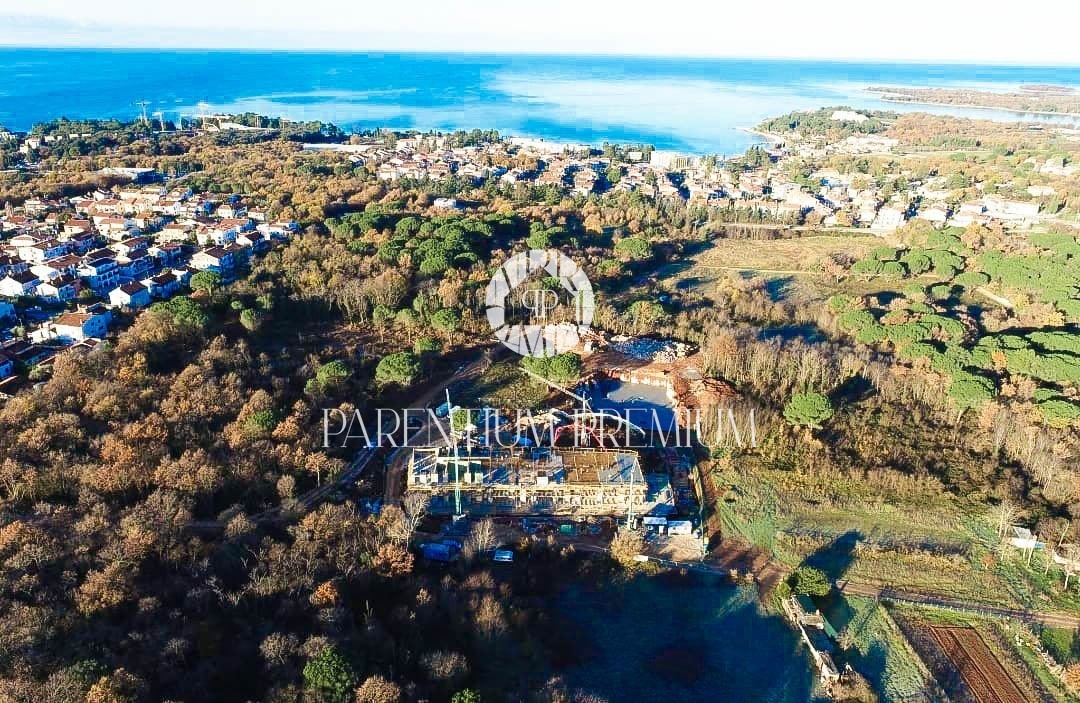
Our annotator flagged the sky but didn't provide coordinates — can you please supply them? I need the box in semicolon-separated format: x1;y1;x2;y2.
1;0;1079;65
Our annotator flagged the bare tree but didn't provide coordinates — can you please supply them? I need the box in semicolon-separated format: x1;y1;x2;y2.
609;528;645;569
465;519;498;560
988;500;1021;539
1062;543;1080;590
384;493;429;548
402;493;428;534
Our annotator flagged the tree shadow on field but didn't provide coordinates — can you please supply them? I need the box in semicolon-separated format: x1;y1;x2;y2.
831;375;875;404
801;530;862;585
763;276;797;302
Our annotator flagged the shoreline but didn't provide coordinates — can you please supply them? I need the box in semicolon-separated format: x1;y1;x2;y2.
736;126;785;144
870;91;1080;119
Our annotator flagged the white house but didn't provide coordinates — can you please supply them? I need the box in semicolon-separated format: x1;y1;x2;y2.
872;206;907;231
918;204;951;224
1008;526;1040;550
0;271;39;297
77;256;121;293
983;196;1041;222
141;271;183;299
108;282;152;309
40;309;111;342
36;275;79;303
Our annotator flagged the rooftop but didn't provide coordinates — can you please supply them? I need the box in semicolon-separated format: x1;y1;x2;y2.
408;446;643;489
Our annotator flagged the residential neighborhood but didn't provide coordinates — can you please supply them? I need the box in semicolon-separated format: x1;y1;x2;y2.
304;119;1060;236
0;174;296;389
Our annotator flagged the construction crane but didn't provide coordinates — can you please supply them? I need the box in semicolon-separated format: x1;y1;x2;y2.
135;100;151;126
520;365;646;529
520;365;645;443
445;388;465;522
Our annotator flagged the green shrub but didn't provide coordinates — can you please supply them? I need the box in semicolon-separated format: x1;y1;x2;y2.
1029;233;1080;257
522;352;583;384
881;261;907;278
413;337;441;355
953;271;990;288
838;310;876;331
899;251;932;275
855;324;888;344
244;410;278;437
828;294;856;313
1039;628;1076;666
789;566;831;596
783;392;834;429
851;259;884;276
614;236;653;261
302;647;357;703
947;373;996;413
1039;399;1080;428
375;352;422;386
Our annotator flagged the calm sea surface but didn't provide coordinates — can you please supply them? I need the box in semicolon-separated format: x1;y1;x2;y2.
2;49;1079;153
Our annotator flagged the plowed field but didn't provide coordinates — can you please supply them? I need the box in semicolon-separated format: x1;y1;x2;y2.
929;626;1026;703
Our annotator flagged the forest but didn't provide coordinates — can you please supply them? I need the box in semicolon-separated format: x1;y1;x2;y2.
0;115;1078;702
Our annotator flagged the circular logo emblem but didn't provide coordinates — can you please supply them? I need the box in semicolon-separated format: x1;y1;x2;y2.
485;250;594;358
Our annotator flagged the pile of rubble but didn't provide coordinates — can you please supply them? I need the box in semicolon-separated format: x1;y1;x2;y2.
609;336;692;363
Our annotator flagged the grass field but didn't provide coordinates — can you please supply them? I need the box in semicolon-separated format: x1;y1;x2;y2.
709;463;1080;612
821;594;937;702
692;233;880;274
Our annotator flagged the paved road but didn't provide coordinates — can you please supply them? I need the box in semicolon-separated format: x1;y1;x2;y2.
184;447;379;533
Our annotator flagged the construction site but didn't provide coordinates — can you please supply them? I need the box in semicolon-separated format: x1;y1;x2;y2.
405;445;669;517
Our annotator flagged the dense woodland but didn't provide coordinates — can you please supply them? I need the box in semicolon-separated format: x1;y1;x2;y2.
0;117;1077;702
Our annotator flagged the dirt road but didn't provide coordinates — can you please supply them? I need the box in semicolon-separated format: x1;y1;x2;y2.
836;579;1080;629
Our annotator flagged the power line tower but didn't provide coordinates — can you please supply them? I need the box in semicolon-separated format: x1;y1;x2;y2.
152;111;166;132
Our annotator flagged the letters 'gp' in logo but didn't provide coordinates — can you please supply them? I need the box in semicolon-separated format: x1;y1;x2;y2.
485;249;595;358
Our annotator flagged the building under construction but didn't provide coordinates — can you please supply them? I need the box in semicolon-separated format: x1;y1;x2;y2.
405;446;653;517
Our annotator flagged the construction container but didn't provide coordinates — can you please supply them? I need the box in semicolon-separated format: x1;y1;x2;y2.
667;520;693;535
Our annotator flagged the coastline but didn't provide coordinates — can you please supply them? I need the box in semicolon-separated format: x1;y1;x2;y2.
736;126;785;144
870;91;1080;119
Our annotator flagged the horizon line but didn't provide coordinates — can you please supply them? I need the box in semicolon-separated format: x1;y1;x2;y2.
2;44;1079;70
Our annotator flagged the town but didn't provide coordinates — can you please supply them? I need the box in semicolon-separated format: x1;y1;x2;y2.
0;164;297;390
3;106;1072;392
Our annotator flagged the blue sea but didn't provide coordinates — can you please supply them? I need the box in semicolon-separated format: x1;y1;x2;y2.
2;49;1080;154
